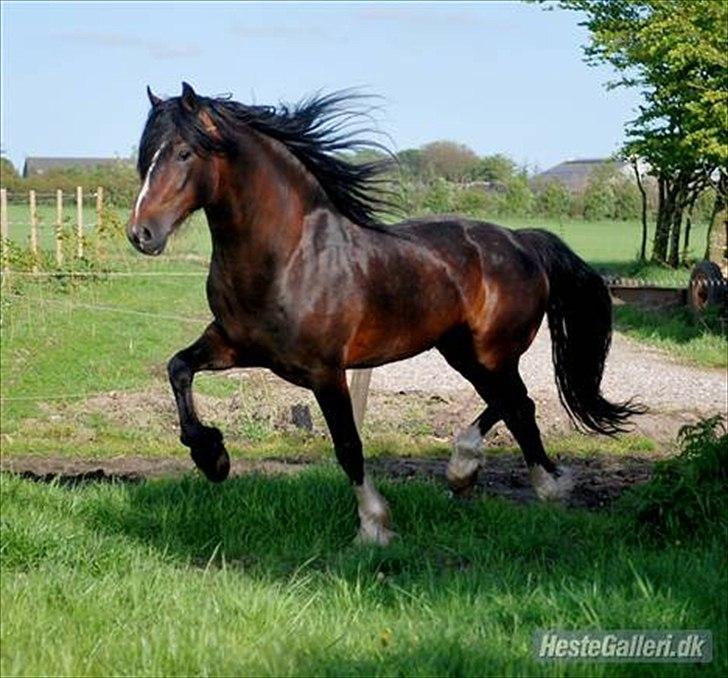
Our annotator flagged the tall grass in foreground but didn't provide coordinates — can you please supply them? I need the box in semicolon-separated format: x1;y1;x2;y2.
2;463;726;676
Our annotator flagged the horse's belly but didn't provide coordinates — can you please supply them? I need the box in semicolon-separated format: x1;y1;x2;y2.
343;284;463;368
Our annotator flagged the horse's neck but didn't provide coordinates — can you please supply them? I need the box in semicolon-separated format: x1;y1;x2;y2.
204;136;335;274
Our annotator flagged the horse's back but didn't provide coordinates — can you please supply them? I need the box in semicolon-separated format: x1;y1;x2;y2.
392;215;545;281
388;215;549;369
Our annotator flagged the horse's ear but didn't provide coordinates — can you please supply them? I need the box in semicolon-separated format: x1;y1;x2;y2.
146;85;162;108
181;81;198;112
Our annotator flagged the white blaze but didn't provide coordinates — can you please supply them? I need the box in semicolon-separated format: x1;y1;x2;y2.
133;144;165;220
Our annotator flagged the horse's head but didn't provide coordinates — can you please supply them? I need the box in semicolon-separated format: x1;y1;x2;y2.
127;83;218;255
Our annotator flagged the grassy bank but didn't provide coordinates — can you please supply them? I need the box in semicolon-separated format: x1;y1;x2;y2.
2;469;725;676
615;306;726;369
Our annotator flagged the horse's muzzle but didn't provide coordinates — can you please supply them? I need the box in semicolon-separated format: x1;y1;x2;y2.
127;222;166;256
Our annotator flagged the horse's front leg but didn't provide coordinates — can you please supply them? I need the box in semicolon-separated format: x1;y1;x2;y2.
167;322;239;482
313;371;395;546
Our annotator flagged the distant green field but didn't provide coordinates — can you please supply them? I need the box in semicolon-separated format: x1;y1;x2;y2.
3;203;709;285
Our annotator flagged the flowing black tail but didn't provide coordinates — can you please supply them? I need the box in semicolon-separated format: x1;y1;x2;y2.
518;229;646;434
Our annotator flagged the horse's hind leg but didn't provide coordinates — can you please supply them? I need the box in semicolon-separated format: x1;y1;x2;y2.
447;404;500;496
497;368;573;501
436;347;502;496
167;322;239;482
439;344;572;501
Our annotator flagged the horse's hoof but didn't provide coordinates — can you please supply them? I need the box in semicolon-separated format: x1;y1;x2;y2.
446;460;479;498
186;428;230;483
529;465;573;502
355;525;397;547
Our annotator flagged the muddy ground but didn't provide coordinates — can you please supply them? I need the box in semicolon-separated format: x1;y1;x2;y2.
1;451;654;511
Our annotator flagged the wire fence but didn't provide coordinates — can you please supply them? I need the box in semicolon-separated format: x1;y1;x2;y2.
1;187;723;421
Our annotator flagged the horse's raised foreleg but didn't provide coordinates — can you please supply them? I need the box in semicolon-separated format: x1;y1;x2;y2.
313;372;395;546
167;322;238;482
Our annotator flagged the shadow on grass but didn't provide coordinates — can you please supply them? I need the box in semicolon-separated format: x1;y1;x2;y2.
4;469;726;675
74;468;717;593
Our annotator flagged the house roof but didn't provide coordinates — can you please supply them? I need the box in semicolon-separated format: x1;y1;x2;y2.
532;158;630;192
22;157;133;178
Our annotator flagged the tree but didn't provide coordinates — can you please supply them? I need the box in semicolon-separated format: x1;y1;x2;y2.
536;181;571;217
553;0;728;266
419;141;479;182
630;158;649;260
502;172;534;216
396;148;428;181
469;154;516;183
0;156;21;191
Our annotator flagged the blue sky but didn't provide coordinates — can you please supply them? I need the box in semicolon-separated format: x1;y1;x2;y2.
0;1;640;173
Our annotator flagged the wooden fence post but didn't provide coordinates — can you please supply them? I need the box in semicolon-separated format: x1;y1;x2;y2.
29;190;38;273
0;188;8;287
96;186;103;225
55;189;64;266
349;368;373;432
76;186;83;259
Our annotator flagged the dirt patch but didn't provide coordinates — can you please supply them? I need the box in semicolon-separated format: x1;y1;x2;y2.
1;452;654;510
369;454;654;509
28;362;711;454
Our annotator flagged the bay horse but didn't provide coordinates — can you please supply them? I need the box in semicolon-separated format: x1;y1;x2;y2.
127;83;642;545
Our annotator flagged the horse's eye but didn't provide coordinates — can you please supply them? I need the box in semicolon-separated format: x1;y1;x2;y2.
178;149;192;161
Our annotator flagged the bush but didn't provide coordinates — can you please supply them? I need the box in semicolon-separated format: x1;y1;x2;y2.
452;187;493;217
422;178;456;213
535;181;571;217
620;416;728;540
583;177;616;220
502;173;533;216
1;163;139;208
612;178;641;220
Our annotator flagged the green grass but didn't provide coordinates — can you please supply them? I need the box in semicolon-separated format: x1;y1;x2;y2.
615;306;726;369
0;264;209;428
4;204;709;284
1;207;723;675
2;470;725;676
496;217;709;285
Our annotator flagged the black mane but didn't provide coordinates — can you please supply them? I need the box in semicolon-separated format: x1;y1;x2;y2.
138;90;396;228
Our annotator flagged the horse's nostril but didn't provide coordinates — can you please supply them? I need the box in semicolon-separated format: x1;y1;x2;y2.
142;227;152;242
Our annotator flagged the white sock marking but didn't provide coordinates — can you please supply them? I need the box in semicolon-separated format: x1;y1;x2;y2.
354;475;394;546
447;424;483;486
530;465;574;502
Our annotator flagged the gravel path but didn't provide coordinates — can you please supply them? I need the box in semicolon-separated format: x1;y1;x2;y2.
370;322;726;416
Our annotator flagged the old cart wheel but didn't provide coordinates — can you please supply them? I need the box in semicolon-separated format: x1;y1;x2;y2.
688;260;725;311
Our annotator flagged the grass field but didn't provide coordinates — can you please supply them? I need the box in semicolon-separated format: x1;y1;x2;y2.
1;220;723;455
3;203;711;283
2;470;726;676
